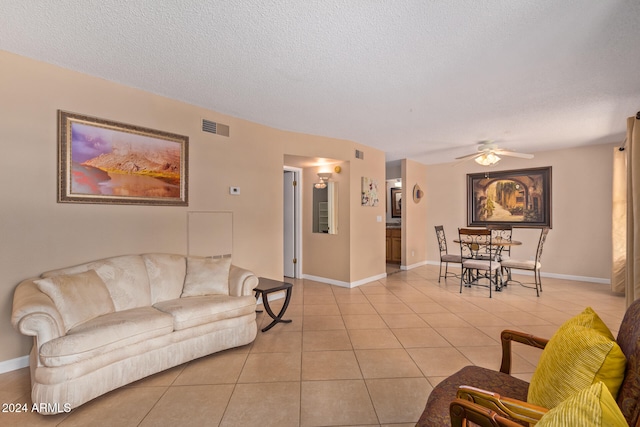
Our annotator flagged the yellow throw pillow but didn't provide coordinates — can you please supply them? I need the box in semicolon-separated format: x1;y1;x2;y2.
566;306;616;341
536;382;627;426
527;308;626;409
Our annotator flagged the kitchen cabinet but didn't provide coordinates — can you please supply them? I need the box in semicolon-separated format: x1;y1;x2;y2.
386;228;401;263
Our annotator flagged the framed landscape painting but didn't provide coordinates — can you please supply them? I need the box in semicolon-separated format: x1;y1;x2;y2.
467;167;551;227
58;111;189;206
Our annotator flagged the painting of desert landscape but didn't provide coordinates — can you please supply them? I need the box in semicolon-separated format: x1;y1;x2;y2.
58;111;188;205
467;167;551;227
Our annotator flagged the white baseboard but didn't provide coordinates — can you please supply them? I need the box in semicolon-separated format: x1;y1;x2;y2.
0;355;29;374
302;272;387;288
401;260;428;271
350;272;388;287
534;271;610;285
424;260;610;285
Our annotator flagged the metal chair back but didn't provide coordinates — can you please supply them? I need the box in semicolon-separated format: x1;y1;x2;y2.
458;228;492;260
435;225;449;256
535;227;550;264
435;225;462;282
486;224;513;258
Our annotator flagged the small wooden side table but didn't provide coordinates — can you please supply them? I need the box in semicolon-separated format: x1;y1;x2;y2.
254;277;293;332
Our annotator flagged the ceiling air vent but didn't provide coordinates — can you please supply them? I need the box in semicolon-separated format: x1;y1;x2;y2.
202;119;230;137
355;149;364;160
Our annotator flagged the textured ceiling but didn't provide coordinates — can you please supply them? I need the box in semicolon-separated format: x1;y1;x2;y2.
1;1;639;164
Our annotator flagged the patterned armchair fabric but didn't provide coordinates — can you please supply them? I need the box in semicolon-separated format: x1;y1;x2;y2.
416;366;529;426
615;298;640;426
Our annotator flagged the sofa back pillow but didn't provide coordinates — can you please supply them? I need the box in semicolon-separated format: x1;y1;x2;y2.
181;257;231;297
528;307;627;409
143;254;187;304
35;270;115;332
42;255;152;311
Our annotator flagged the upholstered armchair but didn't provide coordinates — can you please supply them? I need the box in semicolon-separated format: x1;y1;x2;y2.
416;297;640;426
416;329;546;426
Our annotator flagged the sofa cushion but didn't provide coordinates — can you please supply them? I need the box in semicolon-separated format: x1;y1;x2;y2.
35;270;115;332
42;255;152;311
142;253;187;304
528;308;626;409
181;257;231;297
536;382;627;426
39;307;174;367
154;295;256;330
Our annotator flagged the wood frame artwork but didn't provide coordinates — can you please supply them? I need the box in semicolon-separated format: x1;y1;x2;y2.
391;188;402;218
467;166;551;227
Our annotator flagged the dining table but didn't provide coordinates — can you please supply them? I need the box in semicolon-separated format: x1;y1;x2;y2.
453;237;522;254
453;236;522;291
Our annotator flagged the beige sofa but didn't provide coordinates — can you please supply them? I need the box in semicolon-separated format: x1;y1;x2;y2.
11;253;259;415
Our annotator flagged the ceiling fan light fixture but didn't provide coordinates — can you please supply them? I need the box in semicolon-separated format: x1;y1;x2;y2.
475;152;501;166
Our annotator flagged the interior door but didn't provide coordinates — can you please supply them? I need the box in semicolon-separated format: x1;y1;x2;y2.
283;170;296;278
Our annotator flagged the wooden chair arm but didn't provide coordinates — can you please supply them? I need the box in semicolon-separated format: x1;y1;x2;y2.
450;398;522;427
457;385;548;424
500;329;549;374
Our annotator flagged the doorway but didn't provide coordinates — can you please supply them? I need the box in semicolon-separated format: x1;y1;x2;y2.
283;168;302;278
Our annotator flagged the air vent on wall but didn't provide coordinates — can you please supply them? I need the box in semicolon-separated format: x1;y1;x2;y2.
355;149;364;160
202;119;230;137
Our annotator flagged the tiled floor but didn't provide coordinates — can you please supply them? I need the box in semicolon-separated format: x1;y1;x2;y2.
0;265;625;426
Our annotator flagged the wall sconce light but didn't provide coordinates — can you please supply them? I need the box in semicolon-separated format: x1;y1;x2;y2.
314;173;332;189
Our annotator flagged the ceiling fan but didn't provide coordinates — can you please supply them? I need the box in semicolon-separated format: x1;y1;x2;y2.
455;141;534;166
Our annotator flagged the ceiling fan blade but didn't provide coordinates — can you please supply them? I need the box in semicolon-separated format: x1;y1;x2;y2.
493;149;534;159
454;152;482;160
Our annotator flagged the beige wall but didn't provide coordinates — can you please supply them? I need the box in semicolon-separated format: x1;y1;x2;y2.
425;143;616;281
349;147;387;283
402;159;428;268
0;50;386;363
302;162;351;282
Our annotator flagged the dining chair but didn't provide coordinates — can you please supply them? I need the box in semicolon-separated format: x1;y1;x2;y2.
435;225;462;282
486;224;513;260
501;227;549;297
486;224;513;279
458;228;502;298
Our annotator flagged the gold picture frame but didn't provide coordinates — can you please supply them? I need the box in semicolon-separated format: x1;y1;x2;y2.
58;110;189;206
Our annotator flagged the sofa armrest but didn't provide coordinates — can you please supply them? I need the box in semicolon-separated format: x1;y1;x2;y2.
456;385;548;424
228;265;259;297
11;279;65;352
450;398;523;427
500;329;548;374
